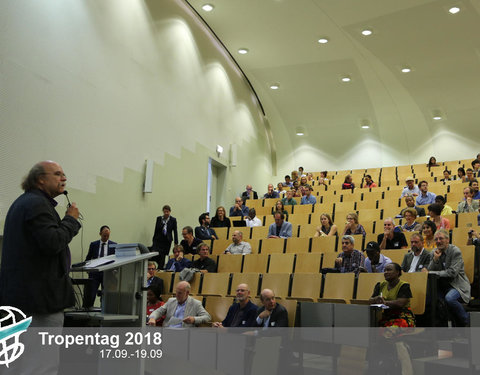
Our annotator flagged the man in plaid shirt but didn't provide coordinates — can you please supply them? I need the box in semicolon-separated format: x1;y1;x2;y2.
335;235;365;273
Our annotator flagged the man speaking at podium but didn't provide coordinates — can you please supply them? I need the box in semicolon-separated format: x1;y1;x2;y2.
0;160;81;327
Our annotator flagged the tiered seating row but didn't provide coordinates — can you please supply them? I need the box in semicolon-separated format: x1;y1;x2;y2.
155;271;428;315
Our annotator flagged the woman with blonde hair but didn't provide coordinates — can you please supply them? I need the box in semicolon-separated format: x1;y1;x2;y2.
315;213;338;237
342;212;366;237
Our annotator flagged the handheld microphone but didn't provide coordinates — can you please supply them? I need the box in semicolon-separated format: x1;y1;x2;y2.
63;190;72;208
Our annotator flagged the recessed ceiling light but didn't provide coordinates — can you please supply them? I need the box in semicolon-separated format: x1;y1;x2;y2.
238;48;249;54
202;4;214;11
296;132;304;136
448;6;460;14
361;29;373;36
361;125;370;129
270;84;280;90
296;126;305;136
401;67;411;73
341;76;351;82
318;38;329;44
433;116;442;120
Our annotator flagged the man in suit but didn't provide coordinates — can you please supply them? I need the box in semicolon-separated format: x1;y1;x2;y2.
151;205;178;269
241;184;258;202
268;212;293;238
425;229;471;326
147;281;210;327
256;289;288;327
83;225;117;308
0;161;81;327
195;212;218;240
401;233;431;272
146;261;164;293
213;283;257;327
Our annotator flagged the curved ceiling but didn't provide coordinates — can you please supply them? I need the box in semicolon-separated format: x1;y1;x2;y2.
185;0;480;168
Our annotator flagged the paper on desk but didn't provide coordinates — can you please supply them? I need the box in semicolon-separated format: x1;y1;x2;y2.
83;257;115;269
370;304;389;309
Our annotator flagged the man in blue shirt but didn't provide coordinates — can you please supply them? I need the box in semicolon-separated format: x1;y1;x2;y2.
416;181;436;205
300;185;317;205
230;197;249;217
362;241;392;273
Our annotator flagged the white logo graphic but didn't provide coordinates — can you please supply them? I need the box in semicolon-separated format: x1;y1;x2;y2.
0;306;32;367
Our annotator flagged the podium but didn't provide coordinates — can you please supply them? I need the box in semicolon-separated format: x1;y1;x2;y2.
68;245;158;327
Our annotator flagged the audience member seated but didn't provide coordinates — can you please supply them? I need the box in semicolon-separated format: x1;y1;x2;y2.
402;208;422;232
245;208;262;227
441;169;453;182
407;195;427;217
400;177;420;198
192;242;216;273
180;226;203;255
276;182;287;198
298;176;309;196
256;289;288;328
211;206;231;228
264;183;279;199
401;233;431;273
300;185;317;204
472;159;480;175
342;174;355;190
164;245;192;271
318;171;329;186
467;229;480;246
400;194;426;217
241;184;258;202
465;168;476;183
298;166;305;176
146;285;165;326
369;263;415;328
362;241;392;273
314;213;338;237
230;197;249;217
146;261;165;291
282;190;297;206
435;195;453;216
291;170;299;182
225;230;252;254
272;200;288;216
422;221;437;251
334;235;365;273
470;179;480;199
342;212;366;237
458;167;466;182
425;229;470;327
148;281;211;327
268;212;293;238
307;172;314;183
363;174;377;188
195;212;218;240
212;283;258;327
457;187;479;213
427;156;440;167
427;203;450;230
416;181;436;205
282;175;293;187
292;180;302;197
378;218;408;250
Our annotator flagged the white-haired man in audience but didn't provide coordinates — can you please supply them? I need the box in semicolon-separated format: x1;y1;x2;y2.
148;281;210;327
225;230;252;254
264;183;279;199
334;235;364;274
256;289;288;328
377;218;408;250
400;176;420;198
401;233;431;272
424;229;471;327
212;283;257;327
